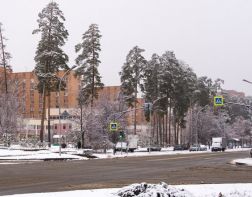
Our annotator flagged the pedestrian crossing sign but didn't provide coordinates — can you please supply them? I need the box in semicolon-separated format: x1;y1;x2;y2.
110;122;118;131
214;96;224;106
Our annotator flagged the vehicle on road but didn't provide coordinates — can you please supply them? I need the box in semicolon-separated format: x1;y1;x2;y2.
199;144;207;151
211;137;227;152
189;144;200;151
173;144;189;151
127;135;139;152
147;146;162;151
189;144;207;151
173;145;184;151
115;142;128;152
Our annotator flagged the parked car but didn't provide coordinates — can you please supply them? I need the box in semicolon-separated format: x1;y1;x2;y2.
189;144;200;151
147;146;162;151
189;144;207;151
200;145;207;151
173;145;184;151
250;149;252;158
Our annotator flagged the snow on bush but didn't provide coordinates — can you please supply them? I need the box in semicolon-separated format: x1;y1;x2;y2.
116;182;194;197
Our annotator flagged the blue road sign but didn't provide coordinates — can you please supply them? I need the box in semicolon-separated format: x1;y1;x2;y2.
110;122;118;131
214;96;224;106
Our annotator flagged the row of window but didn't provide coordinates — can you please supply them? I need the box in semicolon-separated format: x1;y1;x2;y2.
26;124;72;130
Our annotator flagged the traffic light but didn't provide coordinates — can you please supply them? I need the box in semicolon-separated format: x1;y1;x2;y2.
119;131;125;140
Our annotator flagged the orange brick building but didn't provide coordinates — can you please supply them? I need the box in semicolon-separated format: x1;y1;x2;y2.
6;70;145;129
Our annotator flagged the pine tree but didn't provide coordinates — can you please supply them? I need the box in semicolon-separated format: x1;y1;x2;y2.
120;46;147;135
0;23;12;94
74;24;104;147
33;2;69;144
75;24;104;107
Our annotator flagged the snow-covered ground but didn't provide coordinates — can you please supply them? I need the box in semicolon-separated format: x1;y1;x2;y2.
0;146;250;161
1;147;251;196
0;148;86;160
232;158;252;166
2;183;252;197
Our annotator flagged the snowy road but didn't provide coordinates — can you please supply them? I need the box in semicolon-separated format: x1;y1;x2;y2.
0;150;251;196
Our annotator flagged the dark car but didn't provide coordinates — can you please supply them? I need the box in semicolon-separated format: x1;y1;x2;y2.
250;149;252;158
147;146;161;151
173;144;189;151
173;145;184;151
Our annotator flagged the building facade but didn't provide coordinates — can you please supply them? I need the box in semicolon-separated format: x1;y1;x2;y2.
3;70;146;138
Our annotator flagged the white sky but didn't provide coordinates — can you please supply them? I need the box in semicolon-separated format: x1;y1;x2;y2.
1;0;252;95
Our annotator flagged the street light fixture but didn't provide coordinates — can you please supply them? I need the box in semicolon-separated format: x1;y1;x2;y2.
58;65;77;156
243;79;252;84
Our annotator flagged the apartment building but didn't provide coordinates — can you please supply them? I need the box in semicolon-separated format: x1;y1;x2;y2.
1;69;146;138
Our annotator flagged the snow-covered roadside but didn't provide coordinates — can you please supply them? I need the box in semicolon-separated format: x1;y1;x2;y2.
232;158;252;166
2;183;252;197
0;149;86;160
92;147;251;159
0;147;250;161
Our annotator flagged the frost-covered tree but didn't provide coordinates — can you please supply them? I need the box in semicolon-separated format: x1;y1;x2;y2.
142;54;162;121
69;92;127;148
120;46;147;134
0;23;12;94
33;2;69;144
0;80;21;146
74;24;103;146
75;24;104;108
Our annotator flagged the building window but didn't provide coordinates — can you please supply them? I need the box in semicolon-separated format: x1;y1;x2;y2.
54;125;57;130
63;124;66;130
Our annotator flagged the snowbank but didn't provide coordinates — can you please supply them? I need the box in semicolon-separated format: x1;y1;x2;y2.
117;182;193;197
2;183;252;197
232;158;252;166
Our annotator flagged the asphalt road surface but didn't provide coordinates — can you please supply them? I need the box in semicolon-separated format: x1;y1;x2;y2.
0;151;251;195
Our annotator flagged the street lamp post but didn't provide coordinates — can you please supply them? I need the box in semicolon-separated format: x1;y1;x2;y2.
58;65;77;156
189;90;200;145
243;79;252;147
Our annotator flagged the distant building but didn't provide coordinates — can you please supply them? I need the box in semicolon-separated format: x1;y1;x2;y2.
0;69;146;138
223;89;245;98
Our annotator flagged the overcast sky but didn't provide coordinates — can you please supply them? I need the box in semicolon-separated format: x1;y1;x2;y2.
1;0;252;96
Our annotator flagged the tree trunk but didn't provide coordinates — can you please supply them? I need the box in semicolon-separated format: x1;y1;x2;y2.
40;86;46;142
163;115;165;146
168;101;172;145
174;117;177;145
159;116;162;146
47;91;51;147
80;104;84;148
134;90;137;135
165;112;168;145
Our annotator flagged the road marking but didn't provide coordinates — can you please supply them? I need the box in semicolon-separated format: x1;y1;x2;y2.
147;153;229;162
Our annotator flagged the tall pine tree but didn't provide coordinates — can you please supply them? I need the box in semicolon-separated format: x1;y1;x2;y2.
75;24;104;107
120;46;147;135
33;2;69;144
74;24;104;147
0;23;12;94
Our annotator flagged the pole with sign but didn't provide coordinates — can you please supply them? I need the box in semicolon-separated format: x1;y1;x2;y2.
214;96;224;107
